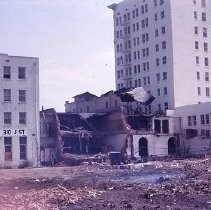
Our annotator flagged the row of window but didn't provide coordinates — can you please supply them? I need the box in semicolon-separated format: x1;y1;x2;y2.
188;113;210;126
118;72;167;88
197;87;210;97
194;27;207;37
193;0;206;7
196;71;209;81
117;55;167;67
3;89;26;102
4;112;27;124
194;41;208;52
116;26;166;39
157;87;168;96
194;11;207;22
4;137;27;161
195;56;209;66
3;66;26;79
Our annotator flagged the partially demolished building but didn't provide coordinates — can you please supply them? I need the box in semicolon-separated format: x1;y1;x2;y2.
61;89;211;160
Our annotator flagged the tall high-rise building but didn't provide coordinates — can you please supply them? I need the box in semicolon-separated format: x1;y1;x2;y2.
109;0;211;113
0;53;40;168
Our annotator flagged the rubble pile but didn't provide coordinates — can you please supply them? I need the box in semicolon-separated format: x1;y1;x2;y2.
0;158;210;209
60;153;107;166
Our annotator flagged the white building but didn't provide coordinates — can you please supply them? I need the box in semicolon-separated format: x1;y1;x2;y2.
109;0;211;113
174;102;211;155
0;53;40;168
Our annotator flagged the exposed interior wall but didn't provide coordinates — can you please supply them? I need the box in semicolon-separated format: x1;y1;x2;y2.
102;134;127;152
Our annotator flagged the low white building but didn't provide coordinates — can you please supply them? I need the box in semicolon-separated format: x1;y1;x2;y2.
174;102;211;155
0;53;40;168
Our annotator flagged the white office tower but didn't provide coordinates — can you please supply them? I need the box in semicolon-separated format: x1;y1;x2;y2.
0;53;40;168
109;0;211;113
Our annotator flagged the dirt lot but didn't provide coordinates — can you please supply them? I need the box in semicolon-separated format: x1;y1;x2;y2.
0;158;210;210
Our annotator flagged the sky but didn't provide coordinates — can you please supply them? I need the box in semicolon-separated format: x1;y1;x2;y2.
0;0;122;112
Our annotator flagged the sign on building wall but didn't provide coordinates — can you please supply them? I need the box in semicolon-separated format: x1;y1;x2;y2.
0;129;27;137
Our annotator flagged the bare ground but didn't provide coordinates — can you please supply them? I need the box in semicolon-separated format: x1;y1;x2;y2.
0;158;210;210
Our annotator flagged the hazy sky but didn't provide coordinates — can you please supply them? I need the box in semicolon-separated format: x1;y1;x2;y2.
0;0;122;111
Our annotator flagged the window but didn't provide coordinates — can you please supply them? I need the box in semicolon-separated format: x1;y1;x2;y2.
19;112;26;124
132;10;135;19
196;56;199;65
206;114;210;124
156;73;160;81
206;130;210;138
145;4;148;13
142;34;146;43
158;104;161;111
162;56;167;64
164;87;168;95
135;80;137;87
4;89;11;101
161;10;165;19
19;90;26;102
157;88;161;96
162;120;169;134
205;57;209;66
143;77;147;86
206;87;210;97
197;72;200;80
3;66;11;79
205;72;209;81
133;52;136;60
195;41;199;50
156;44;159;52
146;33;149;42
18;67;26;79
116;18;119;26
193;0;196;4
155;29;158;37
141;5;144;14
201;129;205;136
160;0;164;5
20;137;27;160
4;137;12;161
194;27;198;35
147;76;150;84
163;72;167;80
203;28;207;37
164;102;168;110
156;58;160;66
201;0;206;7
138;64;141;72
188;116;192;126
138;79;141;87
154;13;158;21
194;11;197;19
192;116;197;125
136;22;139;31
201;115;205;124
4;112;11;124
204;43;208;52
154;0;158;6
202;12;206;21
197;87;201;96
135;8;139;17
162;41;166;49
161;26;165;34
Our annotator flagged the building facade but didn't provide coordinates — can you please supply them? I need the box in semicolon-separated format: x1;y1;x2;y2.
109;0;211;113
0;53;40;168
65;91;122;114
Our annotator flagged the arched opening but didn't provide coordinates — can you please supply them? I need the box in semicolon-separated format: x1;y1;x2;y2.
168;137;176;155
139;138;148;157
